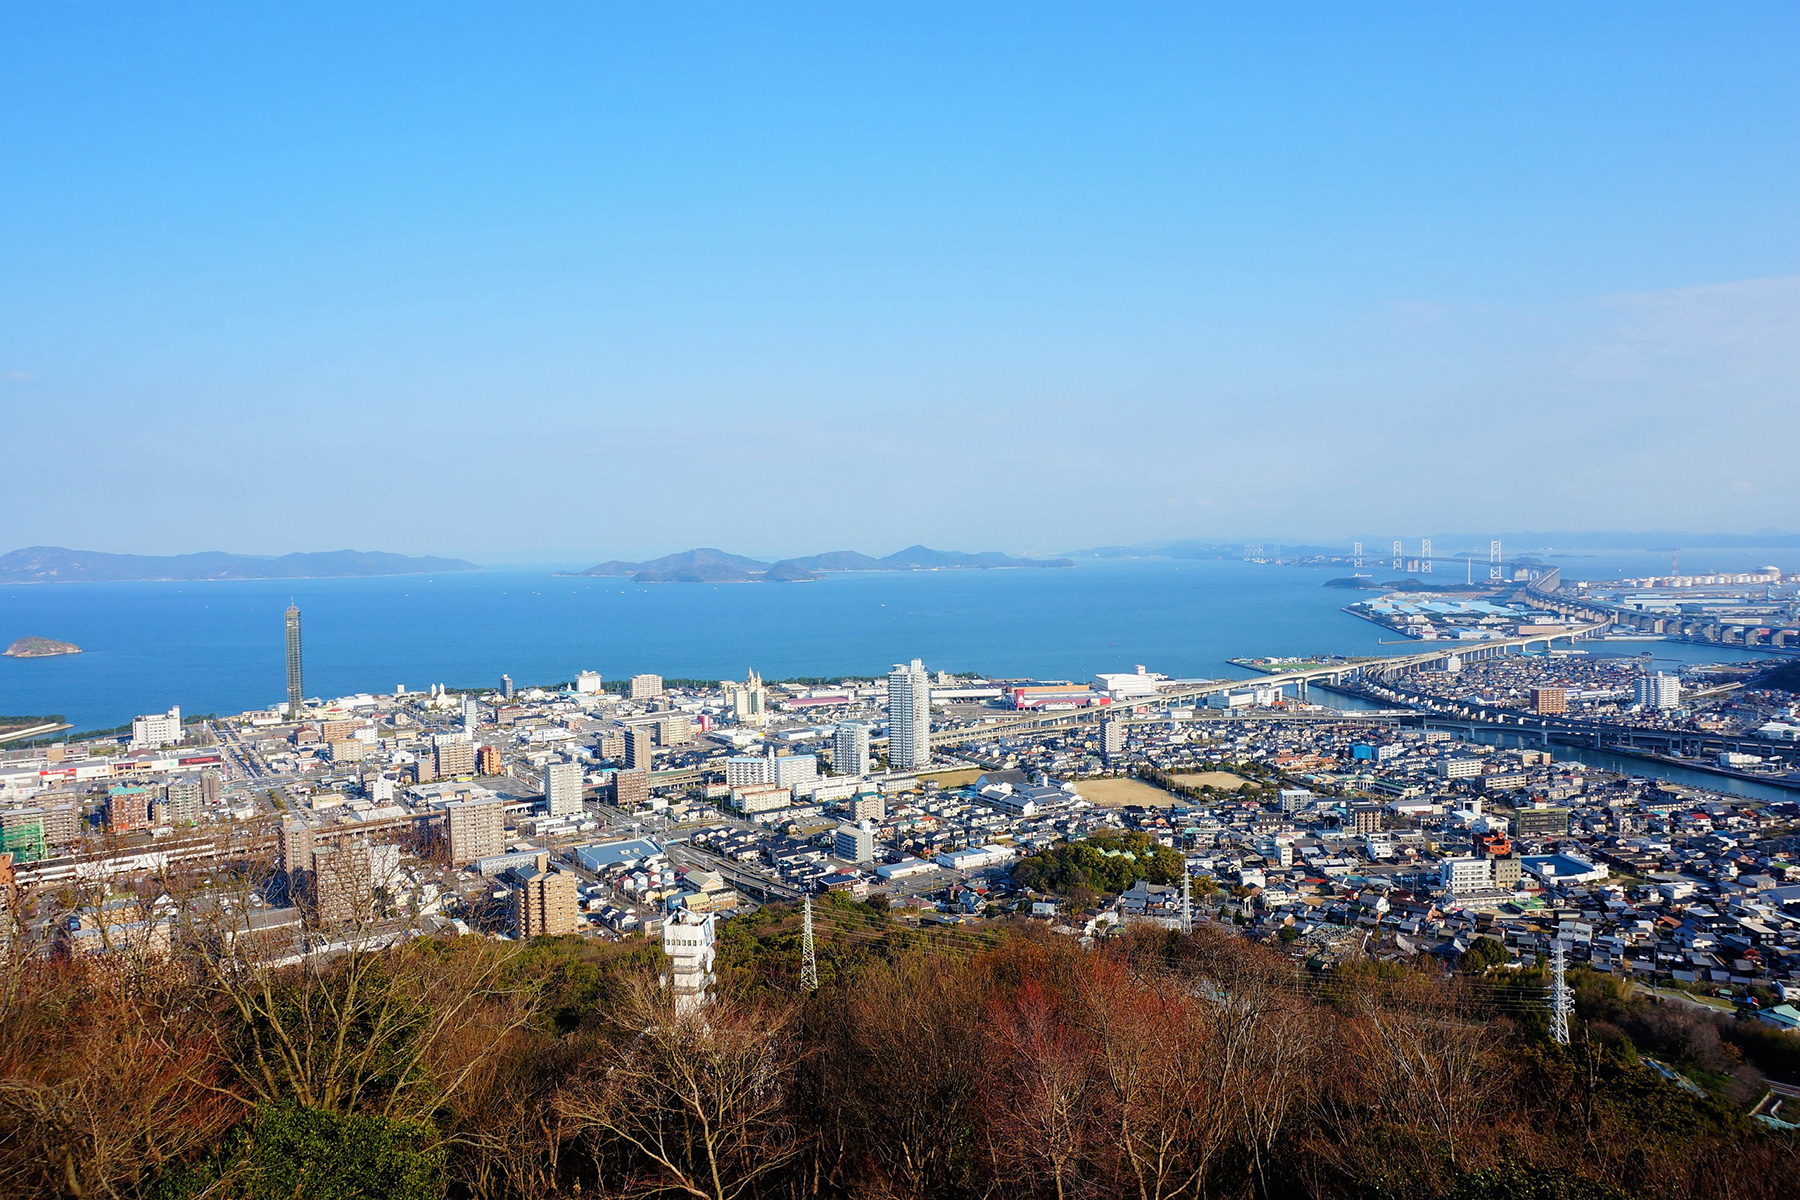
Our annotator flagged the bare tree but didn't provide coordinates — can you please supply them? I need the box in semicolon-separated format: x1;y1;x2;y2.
984;978;1094;1200
556;978;805;1200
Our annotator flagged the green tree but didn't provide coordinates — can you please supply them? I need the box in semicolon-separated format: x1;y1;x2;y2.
1460;936;1510;974
152;1103;444;1200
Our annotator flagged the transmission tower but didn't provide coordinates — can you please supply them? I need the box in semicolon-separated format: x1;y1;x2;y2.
800;893;819;992
1179;869;1192;934
1549;939;1572;1045
1420;537;1432;574
1489;539;1503;582
1352;541;1364;569
1391;540;1403;571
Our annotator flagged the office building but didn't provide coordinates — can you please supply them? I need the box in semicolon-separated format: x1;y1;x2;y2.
1439;856;1493;894
130;706;183;750
285;605;304;721
514;867;579;936
886;658;931;772
1101;719;1125;759
163;777;204;825
834;818;877;864
312;840;375;925
1636;672;1681;710
462;695;481;732
1529;687;1567;715
501;673;514;700
833;722;871;777
107;785;153;833
629;673;664;700
544;760;584;817
434;738;477;780
1513;804;1571;839
613;768;650;808
624;726;656;769
445;799;504;867
1492;853;1523;890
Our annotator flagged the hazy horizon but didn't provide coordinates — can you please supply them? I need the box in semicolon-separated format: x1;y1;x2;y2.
4;5;1797;559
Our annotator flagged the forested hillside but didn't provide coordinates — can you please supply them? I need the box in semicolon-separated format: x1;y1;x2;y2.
1;895;1795;1199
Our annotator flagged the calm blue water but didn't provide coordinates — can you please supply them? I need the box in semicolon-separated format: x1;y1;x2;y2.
0;557;1787;732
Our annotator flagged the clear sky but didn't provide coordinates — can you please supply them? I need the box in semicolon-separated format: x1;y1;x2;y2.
3;4;1797;563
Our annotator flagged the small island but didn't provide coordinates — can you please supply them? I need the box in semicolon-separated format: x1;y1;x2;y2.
3;637;82;658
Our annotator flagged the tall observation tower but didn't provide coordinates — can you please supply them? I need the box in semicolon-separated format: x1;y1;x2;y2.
284;605;304;721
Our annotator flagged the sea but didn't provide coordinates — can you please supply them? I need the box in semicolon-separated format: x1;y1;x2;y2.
4;549;1797;736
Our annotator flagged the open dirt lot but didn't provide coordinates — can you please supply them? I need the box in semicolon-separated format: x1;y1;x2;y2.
919;768;984;788
1074;777;1182;807
1169;771;1251;790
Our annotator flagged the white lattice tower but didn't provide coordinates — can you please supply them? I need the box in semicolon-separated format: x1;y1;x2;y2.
1391;540;1402;571
1489;539;1503;582
800;892;819;992
1179;869;1192;934
1353;541;1363;569
1549;939;1572;1045
1420;537;1432;574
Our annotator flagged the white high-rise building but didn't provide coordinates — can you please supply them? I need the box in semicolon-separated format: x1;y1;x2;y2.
727;670;766;727
462;695;480;732
834;818;877;863
130;706;183;750
724;755;772;789
833;722;871;777
771;753;817;789
886;659;931;772
544;760;584;817
1635;672;1681;711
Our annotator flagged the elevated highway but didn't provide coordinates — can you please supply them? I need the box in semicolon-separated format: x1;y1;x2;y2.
925;620;1610;749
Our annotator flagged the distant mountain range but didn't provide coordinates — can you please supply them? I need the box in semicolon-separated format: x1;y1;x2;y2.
567;545;1073;583
0;546;480;583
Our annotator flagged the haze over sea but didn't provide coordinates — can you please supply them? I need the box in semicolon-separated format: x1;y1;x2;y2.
7;549;1799;734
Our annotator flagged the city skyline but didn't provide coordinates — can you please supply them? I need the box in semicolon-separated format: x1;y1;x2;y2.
5;10;1799;1195
3;5;1798;559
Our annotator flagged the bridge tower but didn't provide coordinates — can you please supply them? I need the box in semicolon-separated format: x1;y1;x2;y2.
1489;539;1503;582
1420;537;1432;574
1353;541;1364;569
1391;540;1402;571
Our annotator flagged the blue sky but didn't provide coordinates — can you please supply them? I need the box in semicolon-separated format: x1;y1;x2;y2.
2;4;1797;563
